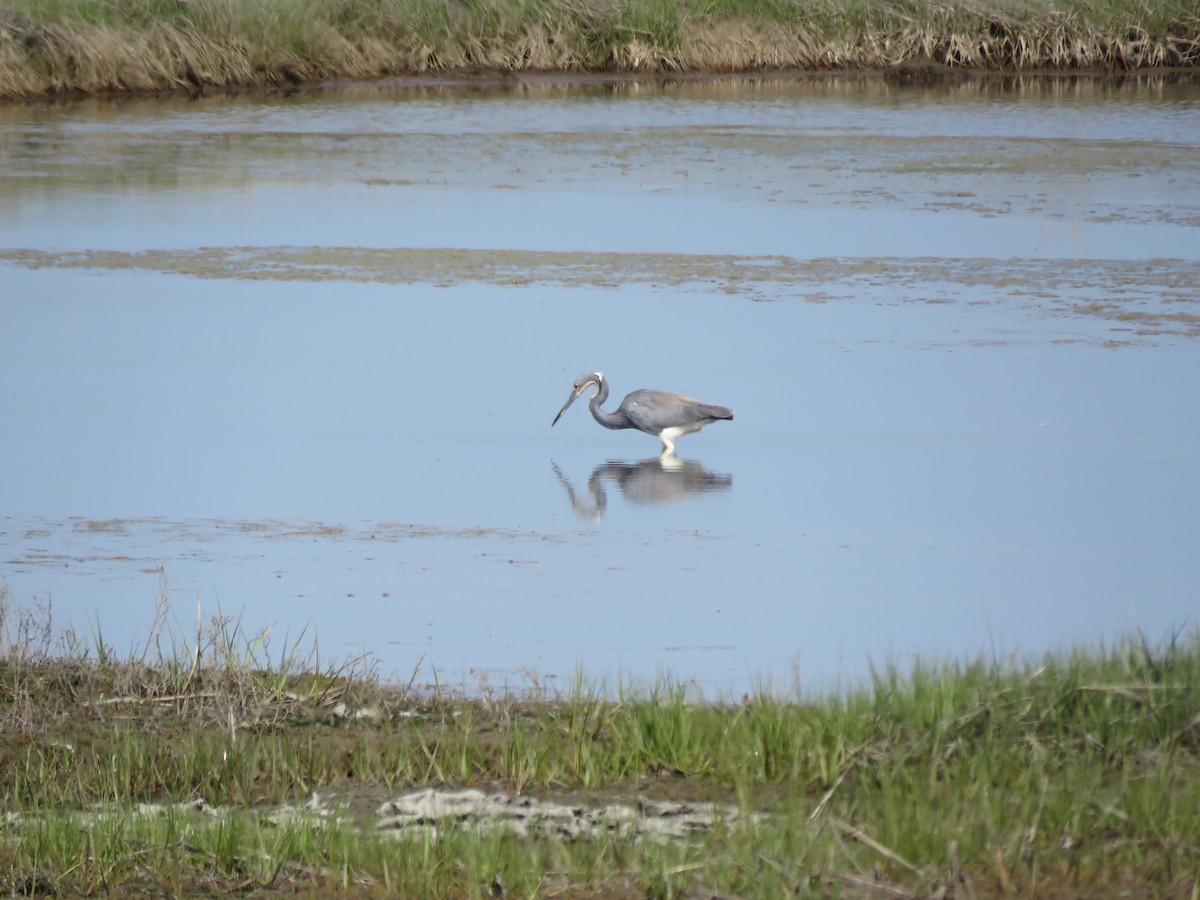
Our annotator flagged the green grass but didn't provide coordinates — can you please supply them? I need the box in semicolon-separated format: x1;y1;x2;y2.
1;0;1197;98
1;586;1198;895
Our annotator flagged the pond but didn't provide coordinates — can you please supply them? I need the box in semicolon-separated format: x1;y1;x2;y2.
1;74;1198;696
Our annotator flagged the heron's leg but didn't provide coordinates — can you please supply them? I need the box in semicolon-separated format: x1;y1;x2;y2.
658;434;676;457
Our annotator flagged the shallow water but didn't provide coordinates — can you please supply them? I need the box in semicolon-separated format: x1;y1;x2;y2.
1;75;1198;695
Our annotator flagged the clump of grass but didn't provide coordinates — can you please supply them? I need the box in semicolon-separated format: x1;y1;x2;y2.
0;583;1198;895
0;0;1197;98
0;575;381;737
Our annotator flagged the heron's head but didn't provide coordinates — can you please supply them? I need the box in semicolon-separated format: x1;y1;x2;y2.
572;371;603;395
552;371;604;427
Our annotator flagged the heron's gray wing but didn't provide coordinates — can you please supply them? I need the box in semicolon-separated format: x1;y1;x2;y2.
620;390;733;432
689;401;734;421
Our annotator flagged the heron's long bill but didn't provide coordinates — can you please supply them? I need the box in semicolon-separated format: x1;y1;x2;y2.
551;389;580;427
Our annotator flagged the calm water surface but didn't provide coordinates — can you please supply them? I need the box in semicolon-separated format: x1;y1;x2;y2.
2;76;1198;695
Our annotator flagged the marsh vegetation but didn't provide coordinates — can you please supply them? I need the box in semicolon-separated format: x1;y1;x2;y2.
1;0;1198;99
1;588;1197;896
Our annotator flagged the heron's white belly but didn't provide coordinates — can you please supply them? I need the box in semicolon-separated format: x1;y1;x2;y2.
659;420;710;442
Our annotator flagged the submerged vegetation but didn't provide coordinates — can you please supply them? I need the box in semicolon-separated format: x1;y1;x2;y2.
0;0;1198;99
1;586;1198;896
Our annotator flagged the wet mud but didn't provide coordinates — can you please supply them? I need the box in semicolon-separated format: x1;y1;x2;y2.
3;248;1198;341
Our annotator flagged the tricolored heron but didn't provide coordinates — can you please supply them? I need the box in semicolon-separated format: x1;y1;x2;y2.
551;371;733;457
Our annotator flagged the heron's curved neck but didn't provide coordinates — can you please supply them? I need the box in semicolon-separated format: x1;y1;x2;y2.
587;379;627;430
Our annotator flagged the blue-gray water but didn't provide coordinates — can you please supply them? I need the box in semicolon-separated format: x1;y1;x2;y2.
2;76;1198;695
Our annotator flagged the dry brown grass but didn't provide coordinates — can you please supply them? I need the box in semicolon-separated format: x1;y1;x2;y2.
0;0;1197;99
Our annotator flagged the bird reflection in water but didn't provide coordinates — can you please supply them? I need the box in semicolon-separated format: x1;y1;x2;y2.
551;458;733;520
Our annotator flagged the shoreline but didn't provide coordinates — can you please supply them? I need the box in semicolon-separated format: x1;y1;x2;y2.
4;64;1199;107
0;587;1197;896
